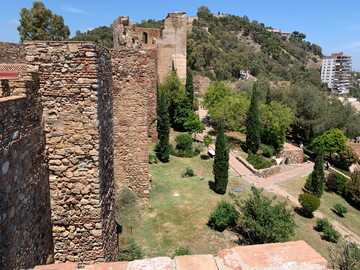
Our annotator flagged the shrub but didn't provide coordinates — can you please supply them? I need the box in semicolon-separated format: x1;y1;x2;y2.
173;246;193;258
305;173;313;191
208;201;239;232
334;203;348;217
324;226;341;243
326;173;348;195
236;187;297;244
328;241;360;270
262;144;275;158
246;151;273;169
298;193;321;216
182;167;194;177
118;238;142;261
303;155;308;162
148;154;158;164
316;218;341;243
345;171;360;208
175;133;193;151
333;148;359;170
317;218;332;232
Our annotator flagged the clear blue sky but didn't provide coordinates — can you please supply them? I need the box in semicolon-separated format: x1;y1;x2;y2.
1;0;360;70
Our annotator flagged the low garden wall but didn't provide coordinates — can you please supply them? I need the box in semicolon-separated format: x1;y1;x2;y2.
279;148;303;164
235;155;281;178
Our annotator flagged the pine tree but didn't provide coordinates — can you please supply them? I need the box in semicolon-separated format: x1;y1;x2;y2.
246;83;260;154
312;147;325;197
185;68;194;109
157;90;170;163
213;121;229;194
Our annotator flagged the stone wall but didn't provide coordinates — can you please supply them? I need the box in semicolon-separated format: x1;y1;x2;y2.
132;27;161;45
279;149;303;164
0;73;54;269
193;75;211;96
111;48;155;198
113;16;141;49
0;42;26;63
25;41;118;266
28;241;329;270
156;12;187;81
235;155;282;178
113;12;187;83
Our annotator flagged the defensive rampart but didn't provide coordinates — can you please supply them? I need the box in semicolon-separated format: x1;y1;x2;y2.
0;72;54;269
25;41;118;266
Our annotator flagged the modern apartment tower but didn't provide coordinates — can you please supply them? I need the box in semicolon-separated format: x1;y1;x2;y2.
321;51;352;95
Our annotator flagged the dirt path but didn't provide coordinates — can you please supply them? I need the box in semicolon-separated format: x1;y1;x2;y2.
197;106;360;245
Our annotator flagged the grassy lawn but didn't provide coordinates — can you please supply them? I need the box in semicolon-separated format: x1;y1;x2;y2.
278;176;360;261
115;133;360;265
127;145;251;258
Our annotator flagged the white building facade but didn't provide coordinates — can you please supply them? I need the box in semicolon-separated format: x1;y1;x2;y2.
321;52;352;95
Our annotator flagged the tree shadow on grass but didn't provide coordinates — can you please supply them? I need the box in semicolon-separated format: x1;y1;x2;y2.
226;136;248;153
208;181;216;192
294;207;314;219
200;154;209;160
331;208;345;218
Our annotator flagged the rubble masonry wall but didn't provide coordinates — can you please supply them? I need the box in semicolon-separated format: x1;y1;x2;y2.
0;73;54;269
25;41;118;266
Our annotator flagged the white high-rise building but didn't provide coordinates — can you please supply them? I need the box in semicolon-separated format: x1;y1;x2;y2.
321;52;352;95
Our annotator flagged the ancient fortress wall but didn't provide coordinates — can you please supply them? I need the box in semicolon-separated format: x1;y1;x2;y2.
156;12;187;81
24;41;118;265
111;48;155;198
0;73;54;269
132;27;161;44
113;12;187;83
0;42;26;63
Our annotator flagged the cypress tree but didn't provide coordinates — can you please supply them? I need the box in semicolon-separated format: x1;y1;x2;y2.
312;147;325;197
246;83;260;154
213;121;229;194
157;90;170;163
266;85;271;106
185;68;194;109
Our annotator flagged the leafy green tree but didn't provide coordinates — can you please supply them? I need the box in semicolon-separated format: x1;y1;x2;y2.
259;101;294;148
185;68;194;109
173;98;191;131
246;83;260;153
133;19;163;28
213;121;229;194
203;135;213;148
208;92;249;130
235;187;297;244
203;81;232;110
17;1;70;43
159;69;186;120
184;111;205;139
71;25;113;48
313;128;348;158
157;91;170;163
312;147;325;198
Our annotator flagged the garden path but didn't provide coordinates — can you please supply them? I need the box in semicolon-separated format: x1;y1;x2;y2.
197;105;360;245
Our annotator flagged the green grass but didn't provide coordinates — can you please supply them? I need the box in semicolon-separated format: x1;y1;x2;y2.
126;144;251;258
279;176;360;262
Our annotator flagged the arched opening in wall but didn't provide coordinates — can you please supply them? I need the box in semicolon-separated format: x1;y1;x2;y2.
142;32;148;44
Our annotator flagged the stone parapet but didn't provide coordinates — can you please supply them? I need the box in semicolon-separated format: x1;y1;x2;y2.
29;241;329;270
25;41;118;266
0;42;26;63
0;75;54;269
